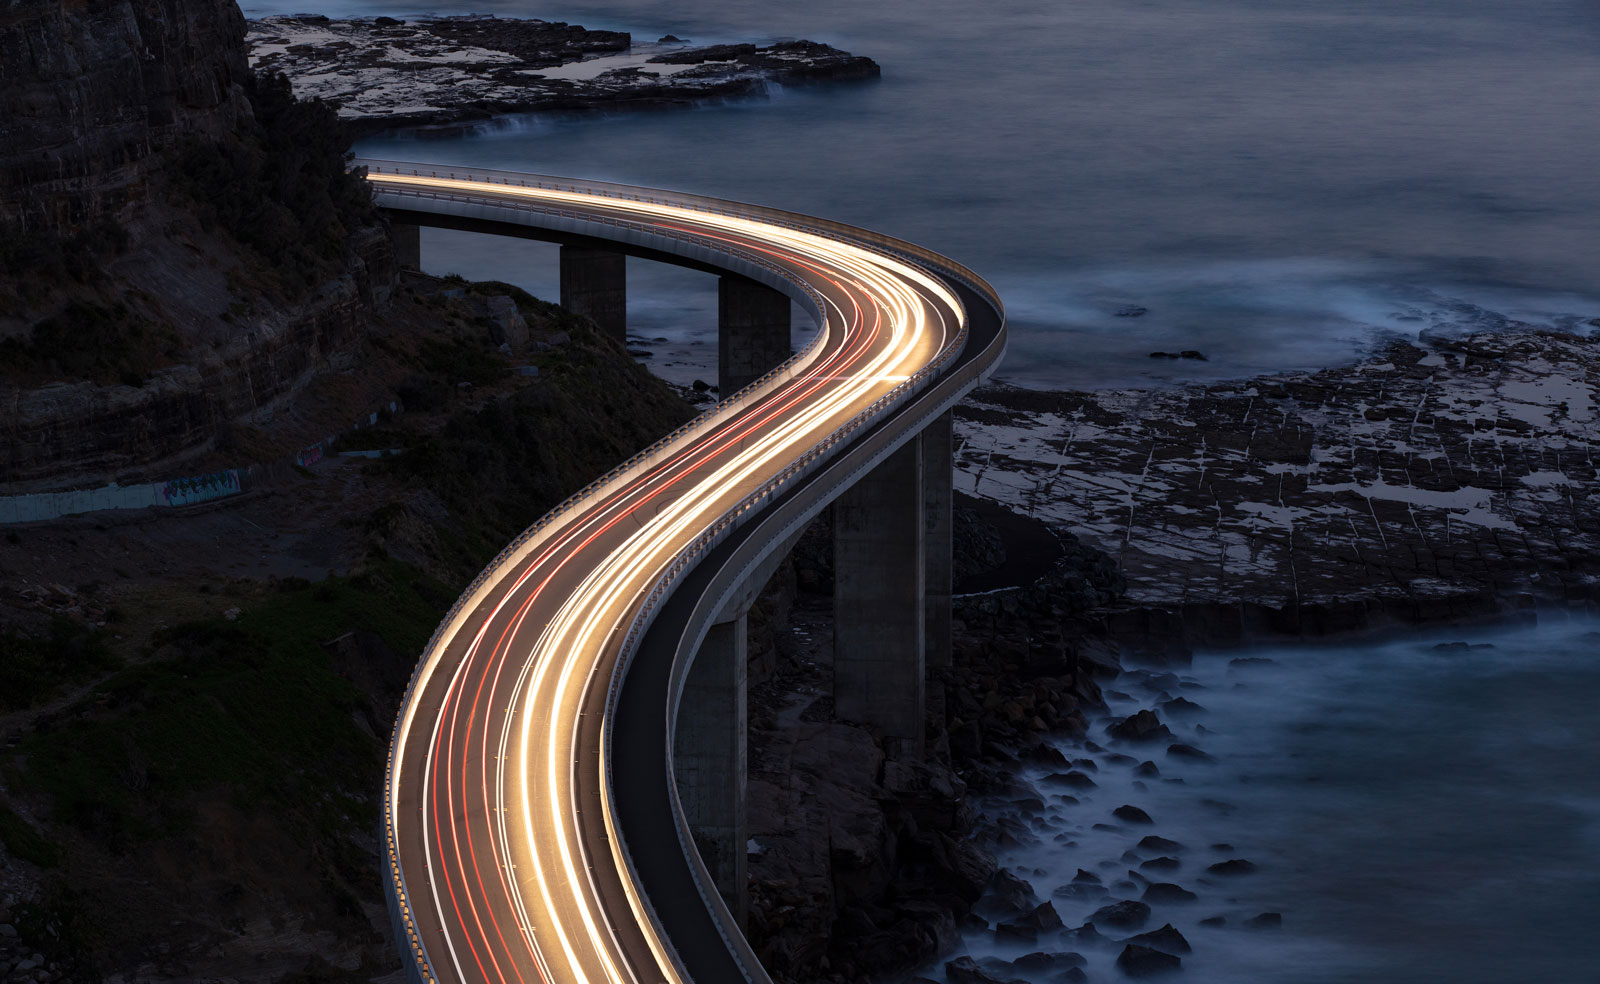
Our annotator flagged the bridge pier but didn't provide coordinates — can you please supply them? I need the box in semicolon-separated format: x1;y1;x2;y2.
718;276;791;395
833;436;926;758
673;616;748;926
560;245;627;341
391;222;421;270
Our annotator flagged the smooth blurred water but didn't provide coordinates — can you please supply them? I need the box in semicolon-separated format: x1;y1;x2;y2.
954;615;1600;983
245;0;1600;388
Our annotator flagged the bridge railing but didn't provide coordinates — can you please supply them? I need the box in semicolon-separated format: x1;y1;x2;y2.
366;161;1004;984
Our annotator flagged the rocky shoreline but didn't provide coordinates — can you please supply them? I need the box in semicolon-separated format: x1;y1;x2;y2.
740;327;1600;983
246;15;880;136
956;329;1600;658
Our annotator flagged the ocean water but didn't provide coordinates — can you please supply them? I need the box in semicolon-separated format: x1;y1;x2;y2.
243;0;1600;389
953;615;1600;983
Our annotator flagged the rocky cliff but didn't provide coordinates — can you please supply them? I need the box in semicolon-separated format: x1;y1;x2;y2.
0;0;393;490
0;0;251;227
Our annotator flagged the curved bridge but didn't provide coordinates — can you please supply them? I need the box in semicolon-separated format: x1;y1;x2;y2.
361;160;1006;984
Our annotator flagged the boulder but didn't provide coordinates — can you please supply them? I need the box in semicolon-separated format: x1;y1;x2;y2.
1117;943;1183;977
1107;709;1171;741
1126;923;1191;954
1166;742;1215;762
1206;858;1257;876
1089;900;1151;929
1113;804;1154;824
1138;835;1184;853
1142;882;1198;904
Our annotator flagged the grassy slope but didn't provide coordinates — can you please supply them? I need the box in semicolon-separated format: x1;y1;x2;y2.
0;281;695;979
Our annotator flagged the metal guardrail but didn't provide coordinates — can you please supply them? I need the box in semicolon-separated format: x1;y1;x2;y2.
365;161;1005;984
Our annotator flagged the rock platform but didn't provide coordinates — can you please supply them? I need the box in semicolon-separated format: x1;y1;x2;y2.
247;15;879;135
955;331;1600;648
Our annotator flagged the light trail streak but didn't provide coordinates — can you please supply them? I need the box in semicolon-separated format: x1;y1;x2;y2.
371;166;977;984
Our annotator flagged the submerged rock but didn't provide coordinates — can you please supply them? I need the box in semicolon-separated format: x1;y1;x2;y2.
1206;858;1257;876
1245;911;1283;929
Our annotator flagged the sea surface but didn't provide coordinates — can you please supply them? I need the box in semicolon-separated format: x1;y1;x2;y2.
243;0;1600;389
958;615;1600;983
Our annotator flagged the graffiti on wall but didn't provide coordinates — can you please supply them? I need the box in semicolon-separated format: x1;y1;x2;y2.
161;470;242;507
296;443;324;468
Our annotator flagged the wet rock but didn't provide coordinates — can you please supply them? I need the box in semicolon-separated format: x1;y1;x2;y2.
1115;306;1149;318
1159;696;1206;716
1112;878;1140;894
987;868;1041;915
1166;742;1215;762
1139;856;1181;873
1106;752;1139;766
1149;351;1181;360
1126;923;1192;955
1134;760;1161;777
1089;900;1151;929
1179;350;1207;361
1206;858;1257;876
1245;911;1283;929
946;956;1008;984
1138;835;1184;853
1073;868;1103;884
1062;921;1111;946
1107;709;1172;741
1024;742;1071;767
1113;804;1154;824
1072;757;1100;771
1199;915;1226;927
1117;943;1183;977
1142;882;1198;904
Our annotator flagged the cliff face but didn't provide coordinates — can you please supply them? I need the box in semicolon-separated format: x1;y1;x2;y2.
0;0;396;489
0;0;251;227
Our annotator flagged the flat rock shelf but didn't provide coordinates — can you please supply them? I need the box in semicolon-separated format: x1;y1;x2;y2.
954;330;1600;646
247;14;880;135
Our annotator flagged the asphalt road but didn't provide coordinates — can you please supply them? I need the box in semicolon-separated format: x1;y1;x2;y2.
368;165;1004;984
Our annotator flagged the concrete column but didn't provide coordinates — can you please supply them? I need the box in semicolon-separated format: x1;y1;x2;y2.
392;222;421;270
560;246;627;341
718;276;791;395
673;616;748;925
834;437;925;756
923;410;954;670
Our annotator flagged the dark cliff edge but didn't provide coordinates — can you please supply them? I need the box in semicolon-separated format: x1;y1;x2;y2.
0;0;394;491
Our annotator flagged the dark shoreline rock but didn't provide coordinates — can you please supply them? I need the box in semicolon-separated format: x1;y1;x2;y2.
247;15;880;136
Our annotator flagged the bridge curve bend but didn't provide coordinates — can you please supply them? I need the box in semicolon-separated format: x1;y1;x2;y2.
362;159;1005;984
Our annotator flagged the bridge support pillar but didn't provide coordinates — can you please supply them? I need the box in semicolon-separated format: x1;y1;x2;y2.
560;246;627;341
674;615;748;926
834;437;925;757
718;276;791;395
392;222;421;270
924;410;954;670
